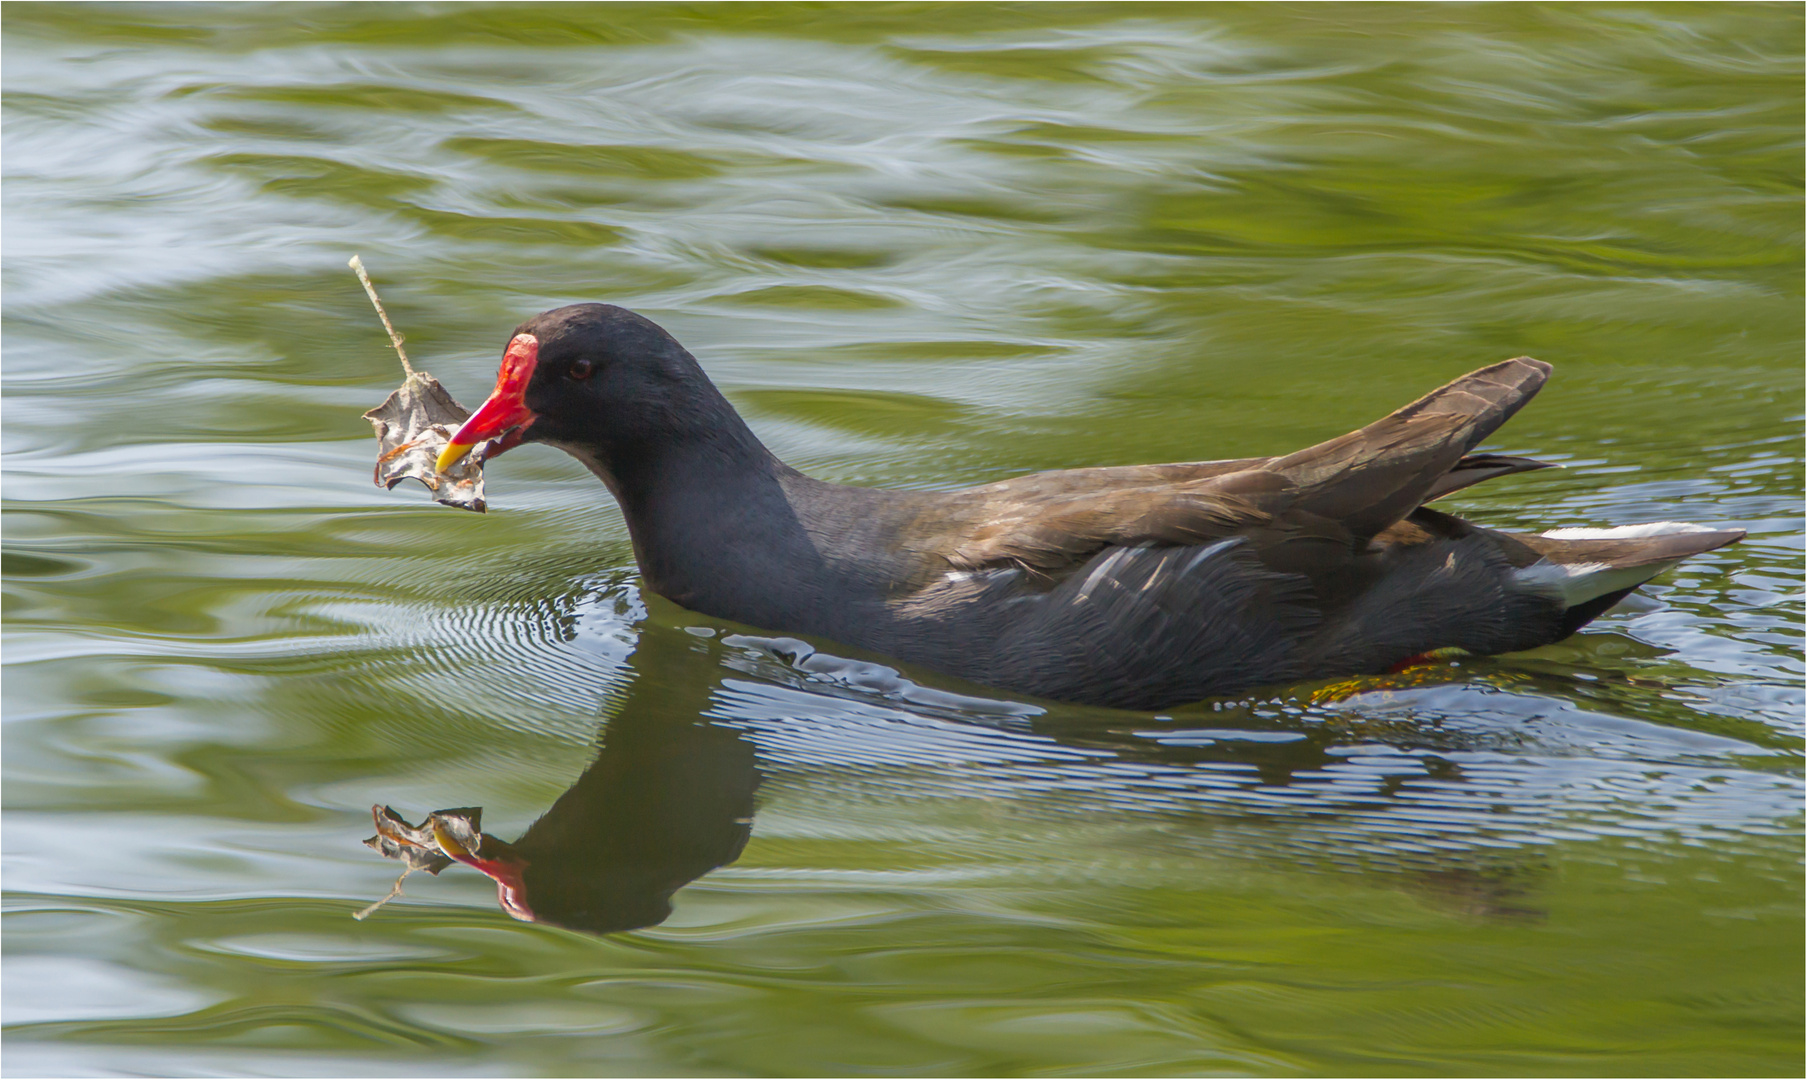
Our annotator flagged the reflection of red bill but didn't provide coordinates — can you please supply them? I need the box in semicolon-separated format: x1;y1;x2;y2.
430;819;535;923
436;334;540;474
363;805;535;923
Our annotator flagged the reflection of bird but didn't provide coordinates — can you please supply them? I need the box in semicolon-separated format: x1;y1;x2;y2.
495;714;755;935
431;625;758;936
439;305;1742;710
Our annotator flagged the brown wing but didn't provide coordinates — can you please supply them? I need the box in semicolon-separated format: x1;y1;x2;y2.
935;358;1552;578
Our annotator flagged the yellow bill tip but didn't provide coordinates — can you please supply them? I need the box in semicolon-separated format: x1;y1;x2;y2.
431;820;474;859
435;440;475;475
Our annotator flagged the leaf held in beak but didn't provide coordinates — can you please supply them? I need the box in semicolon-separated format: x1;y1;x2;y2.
364;373;490;513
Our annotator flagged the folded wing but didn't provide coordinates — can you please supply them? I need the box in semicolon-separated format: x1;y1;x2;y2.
943;358;1554;578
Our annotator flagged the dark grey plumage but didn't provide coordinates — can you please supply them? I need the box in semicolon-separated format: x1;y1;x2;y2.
478;304;1744;710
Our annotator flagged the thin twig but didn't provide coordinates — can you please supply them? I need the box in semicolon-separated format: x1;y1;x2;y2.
348;254;415;378
352;865;415;921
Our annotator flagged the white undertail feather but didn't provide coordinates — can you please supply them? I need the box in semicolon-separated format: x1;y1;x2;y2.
1540;521;1715;540
1513;559;1678;607
1517;521;1719;606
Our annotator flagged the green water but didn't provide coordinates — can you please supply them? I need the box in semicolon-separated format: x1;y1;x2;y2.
3;3;1801;1075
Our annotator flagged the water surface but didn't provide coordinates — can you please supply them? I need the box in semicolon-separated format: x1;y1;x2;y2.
4;4;1802;1076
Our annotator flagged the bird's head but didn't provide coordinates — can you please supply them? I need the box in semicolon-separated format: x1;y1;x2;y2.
436;304;730;479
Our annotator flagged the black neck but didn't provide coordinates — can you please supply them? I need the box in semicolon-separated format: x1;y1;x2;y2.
565;400;829;621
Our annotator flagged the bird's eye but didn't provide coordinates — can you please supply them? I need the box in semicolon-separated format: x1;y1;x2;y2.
568;359;595;381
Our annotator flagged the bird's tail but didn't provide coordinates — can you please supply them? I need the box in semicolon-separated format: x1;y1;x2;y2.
1509;522;1745;634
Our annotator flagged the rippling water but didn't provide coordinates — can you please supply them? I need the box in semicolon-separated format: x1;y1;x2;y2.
4;4;1801;1075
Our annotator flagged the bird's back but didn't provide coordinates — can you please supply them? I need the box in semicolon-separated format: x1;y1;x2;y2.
776;359;1739;708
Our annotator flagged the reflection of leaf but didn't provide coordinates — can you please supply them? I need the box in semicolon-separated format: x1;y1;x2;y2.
356;804;490;921
362;373;489;512
363;804;457;874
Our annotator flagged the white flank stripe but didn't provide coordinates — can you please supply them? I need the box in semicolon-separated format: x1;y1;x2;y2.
1182;537;1240;576
1075;547;1131;602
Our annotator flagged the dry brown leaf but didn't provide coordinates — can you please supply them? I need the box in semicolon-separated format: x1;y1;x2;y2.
350;254;493;514
363;374;489;513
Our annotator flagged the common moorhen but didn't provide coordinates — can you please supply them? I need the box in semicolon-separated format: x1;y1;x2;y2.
437;304;1743;710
